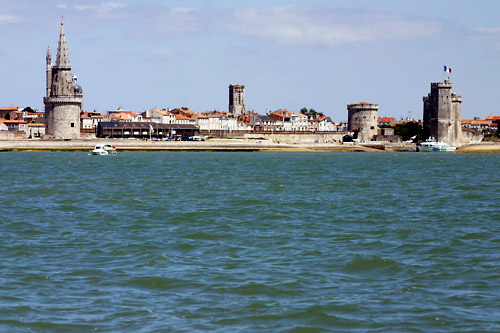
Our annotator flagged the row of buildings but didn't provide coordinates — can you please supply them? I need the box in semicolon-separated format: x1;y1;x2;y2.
0;105;338;140
0;20;497;145
4;100;496;141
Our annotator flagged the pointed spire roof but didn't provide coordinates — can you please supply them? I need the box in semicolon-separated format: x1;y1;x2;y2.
46;46;52;64
55;18;71;68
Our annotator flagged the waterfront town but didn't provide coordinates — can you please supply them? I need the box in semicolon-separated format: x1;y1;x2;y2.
0;20;498;149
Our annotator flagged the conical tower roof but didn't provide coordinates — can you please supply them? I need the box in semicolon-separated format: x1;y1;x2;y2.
55;18;71;68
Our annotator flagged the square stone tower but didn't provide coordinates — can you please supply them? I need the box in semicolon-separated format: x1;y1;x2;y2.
229;84;245;116
43;19;83;139
423;78;462;146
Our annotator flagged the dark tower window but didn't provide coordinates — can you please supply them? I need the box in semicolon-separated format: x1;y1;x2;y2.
71;123;75;127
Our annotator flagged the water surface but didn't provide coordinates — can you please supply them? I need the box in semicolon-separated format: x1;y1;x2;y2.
1;152;499;331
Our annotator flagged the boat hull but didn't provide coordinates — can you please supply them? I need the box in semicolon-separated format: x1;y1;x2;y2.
418;139;456;152
91;144;116;155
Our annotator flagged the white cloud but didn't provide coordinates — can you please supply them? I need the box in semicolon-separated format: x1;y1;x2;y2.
152;47;174;57
472;26;500;51
75;2;126;14
170;7;197;15
474;26;500;34
226;6;442;46
0;14;23;24
152;7;202;34
56;4;68;9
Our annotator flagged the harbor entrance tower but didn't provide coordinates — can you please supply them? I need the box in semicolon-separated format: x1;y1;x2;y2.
423;78;462;146
44;19;83;139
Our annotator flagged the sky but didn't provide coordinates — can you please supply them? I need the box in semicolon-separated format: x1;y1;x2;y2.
1;0;500;122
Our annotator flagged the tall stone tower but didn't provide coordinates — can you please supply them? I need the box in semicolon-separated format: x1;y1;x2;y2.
229;84;245;116
44;19;83;139
423;78;462;146
347;102;379;142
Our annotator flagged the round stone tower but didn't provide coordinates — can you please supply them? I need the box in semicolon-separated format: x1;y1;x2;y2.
44;19;83;139
347;102;379;142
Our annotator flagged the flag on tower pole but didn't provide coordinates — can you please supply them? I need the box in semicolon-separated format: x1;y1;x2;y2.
444;65;452;73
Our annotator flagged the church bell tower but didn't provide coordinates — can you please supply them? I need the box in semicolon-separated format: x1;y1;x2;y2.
229;84;245;116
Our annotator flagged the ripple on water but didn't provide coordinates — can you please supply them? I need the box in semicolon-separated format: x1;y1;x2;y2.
1;152;499;331
126;276;193;290
342;255;401;274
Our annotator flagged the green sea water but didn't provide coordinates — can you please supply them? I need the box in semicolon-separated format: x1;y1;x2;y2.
1;151;499;331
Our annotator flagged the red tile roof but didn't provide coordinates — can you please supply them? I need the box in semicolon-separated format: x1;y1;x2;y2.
472;119;491;125
175;114;192;120
152;109;172;116
3;120;27;123
378;117;396;123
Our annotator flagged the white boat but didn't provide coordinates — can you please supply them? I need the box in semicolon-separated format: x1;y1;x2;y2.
418;138;456;152
91;144;117;155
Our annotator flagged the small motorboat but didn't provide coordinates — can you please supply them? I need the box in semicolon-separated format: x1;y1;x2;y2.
91;144;117;155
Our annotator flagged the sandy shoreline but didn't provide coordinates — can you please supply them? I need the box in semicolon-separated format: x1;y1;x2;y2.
0;139;498;153
454;142;500;153
0;139;380;152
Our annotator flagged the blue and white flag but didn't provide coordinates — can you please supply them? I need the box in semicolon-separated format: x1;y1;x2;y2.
444;65;452;73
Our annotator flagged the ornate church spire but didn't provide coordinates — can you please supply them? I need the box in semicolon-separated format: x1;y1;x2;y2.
46;46;52;65
55;17;71;68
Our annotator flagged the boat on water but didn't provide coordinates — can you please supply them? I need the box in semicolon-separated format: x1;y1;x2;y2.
91;144;117;155
418;138;456;152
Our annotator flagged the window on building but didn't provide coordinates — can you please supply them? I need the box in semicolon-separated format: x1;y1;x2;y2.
71;123;74;127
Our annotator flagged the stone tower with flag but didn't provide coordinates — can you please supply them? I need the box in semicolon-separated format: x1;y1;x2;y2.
423;77;462;146
44;19;83;139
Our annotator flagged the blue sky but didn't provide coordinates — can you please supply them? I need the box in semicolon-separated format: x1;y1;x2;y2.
1;0;500;122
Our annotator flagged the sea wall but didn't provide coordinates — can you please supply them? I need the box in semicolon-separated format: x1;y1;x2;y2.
0;131;27;140
461;128;484;145
0;138;386;152
244;132;350;143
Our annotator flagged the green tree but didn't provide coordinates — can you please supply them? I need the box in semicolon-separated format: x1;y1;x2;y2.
23;106;35;113
494;119;500;137
299;107;324;117
395;121;423;142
